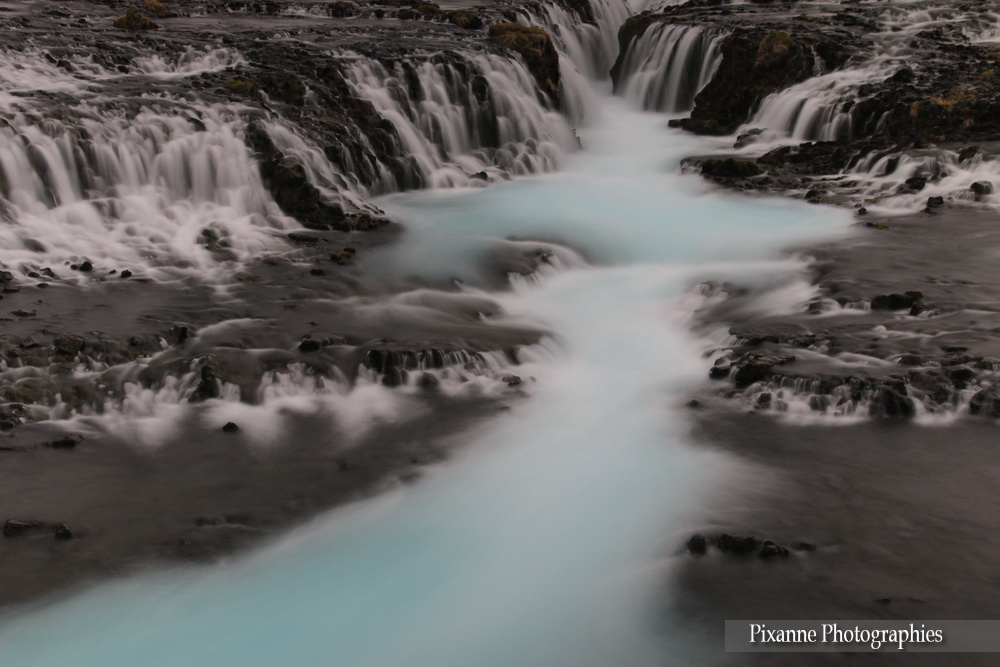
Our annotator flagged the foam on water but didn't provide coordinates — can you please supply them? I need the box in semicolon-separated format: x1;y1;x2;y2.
0;91;851;665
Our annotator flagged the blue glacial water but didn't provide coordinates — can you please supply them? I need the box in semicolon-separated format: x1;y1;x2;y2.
0;96;851;666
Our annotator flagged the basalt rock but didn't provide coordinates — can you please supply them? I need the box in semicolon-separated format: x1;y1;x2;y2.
488;23;561;107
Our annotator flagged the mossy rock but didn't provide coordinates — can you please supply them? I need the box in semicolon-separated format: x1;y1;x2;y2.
755;31;794;68
448;10;482;30
488;23;560;106
222;79;256;96
113;7;158;30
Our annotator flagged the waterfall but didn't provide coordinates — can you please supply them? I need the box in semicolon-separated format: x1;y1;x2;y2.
848;148;1000;215
340;52;577;189
743;67;881;142
615;24;725;113
0;105;290;282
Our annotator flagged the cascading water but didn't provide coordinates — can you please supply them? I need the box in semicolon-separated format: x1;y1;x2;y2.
340;53;576;189
614;24;725;113
0;74;851;667
0;0;859;664
0;106;290;282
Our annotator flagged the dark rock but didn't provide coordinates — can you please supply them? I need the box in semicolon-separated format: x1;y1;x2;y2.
488;23;561;107
54;333;85;356
699;158;762;179
791;541;816;552
165;325;189;345
78;261;93;272
871;291;922;310
969;388;1000;419
926;195;944;209
716;534;757;555
11;309;35;317
44;436;78;449
286;232;321;244
971;181;994;196
221;422;240;433
502;374;522;386
948;366;976;388
889;67;915;84
195;515;227;526
120;269;133;279
759;540;790;560
54;523;77;540
298;338;321;353
3;519;43;537
417;372;439;388
687;534;708;555
869;382;915;418
730;353;795;388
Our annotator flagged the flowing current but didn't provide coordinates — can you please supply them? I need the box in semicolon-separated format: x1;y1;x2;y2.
0;9;851;667
0;90;849;664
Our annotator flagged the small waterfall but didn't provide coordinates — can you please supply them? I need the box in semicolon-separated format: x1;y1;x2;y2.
0;106;290;281
615;24;725;113
341;52;577;189
744;63;890;142
514;0;631;123
848;148;1000;214
133;46;246;78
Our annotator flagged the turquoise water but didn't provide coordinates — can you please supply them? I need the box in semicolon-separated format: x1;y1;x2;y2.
0;97;850;666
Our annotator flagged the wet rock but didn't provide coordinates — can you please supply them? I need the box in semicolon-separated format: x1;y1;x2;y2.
488;23;561;107
871;291;922;310
926;196;944;210
699;158;762;179
120;270;132;279
165;325;189;345
448;10;482;30
716;534;757;555
189;363;221;403
687;534;708;555
3;519;43;537
948;367;976;388
221;422;240;433
868;381;915;418
417;372;439;388
11;309;35;317
502;374;522;387
54;523;78;540
759;540;790;560
730;352;795;388
298;338;322;353
969;388;1000;419
245;123;349;231
971;181;994;196
113;8;158;31
286;232;321;245
54;333;85;356
44;436;78;449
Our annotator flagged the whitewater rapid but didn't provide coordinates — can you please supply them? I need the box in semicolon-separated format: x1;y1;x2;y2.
0;90;850;665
